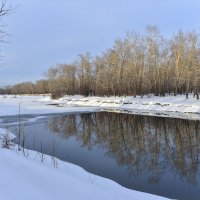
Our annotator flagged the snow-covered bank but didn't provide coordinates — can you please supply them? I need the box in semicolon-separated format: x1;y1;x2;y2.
0;95;98;116
0;94;200;120
0;129;170;200
57;94;200;120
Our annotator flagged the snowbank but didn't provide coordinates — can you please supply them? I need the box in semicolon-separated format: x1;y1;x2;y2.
0;94;200;120
0;95;98;116
58;94;200;114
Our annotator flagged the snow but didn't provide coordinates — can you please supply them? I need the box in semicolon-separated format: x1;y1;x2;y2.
0;129;170;200
57;95;200;120
0;95;98;116
1;94;199;120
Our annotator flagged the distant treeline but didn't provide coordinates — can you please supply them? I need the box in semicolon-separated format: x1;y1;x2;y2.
1;26;200;99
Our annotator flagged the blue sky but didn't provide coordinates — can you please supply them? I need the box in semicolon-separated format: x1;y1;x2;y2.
0;0;200;85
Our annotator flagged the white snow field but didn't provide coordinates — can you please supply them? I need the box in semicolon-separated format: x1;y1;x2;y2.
0;94;200;119
0;95;98;116
57;94;200;120
1;94;199;200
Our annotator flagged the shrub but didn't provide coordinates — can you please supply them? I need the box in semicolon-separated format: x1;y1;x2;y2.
1;129;14;149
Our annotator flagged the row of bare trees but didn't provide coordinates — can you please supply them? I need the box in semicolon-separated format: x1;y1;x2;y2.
1;26;200;98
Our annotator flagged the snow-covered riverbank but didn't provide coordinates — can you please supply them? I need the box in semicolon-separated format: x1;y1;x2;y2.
57;94;200;120
0;95;98;116
0;94;200;120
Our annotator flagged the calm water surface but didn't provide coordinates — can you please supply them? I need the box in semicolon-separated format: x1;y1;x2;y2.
5;112;200;200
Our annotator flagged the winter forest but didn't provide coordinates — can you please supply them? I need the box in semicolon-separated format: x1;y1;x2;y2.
1;26;200;99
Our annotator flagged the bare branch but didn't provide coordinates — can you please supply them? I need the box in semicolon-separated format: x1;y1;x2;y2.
0;0;12;17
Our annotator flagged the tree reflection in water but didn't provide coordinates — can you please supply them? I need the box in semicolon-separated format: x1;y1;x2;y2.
48;112;200;185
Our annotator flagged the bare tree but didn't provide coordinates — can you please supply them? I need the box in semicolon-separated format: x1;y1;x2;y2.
0;0;12;41
0;0;13;75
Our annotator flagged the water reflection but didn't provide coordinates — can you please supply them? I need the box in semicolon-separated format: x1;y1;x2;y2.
11;112;200;199
48;112;200;185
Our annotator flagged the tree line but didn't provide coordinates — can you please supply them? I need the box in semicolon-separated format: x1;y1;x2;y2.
1;26;200;99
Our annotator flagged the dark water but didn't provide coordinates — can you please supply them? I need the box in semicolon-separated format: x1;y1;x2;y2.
8;112;200;200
